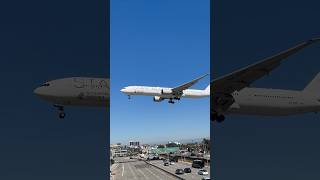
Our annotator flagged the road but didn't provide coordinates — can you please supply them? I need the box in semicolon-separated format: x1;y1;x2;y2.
111;157;180;180
148;160;210;180
111;157;210;180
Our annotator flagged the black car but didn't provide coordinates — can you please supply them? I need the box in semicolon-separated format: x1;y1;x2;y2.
175;169;184;175
184;167;191;173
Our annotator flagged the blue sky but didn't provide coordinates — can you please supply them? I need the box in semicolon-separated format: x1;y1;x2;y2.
110;0;210;144
212;0;320;179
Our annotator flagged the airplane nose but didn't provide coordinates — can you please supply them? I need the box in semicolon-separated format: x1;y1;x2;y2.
120;88;125;93
33;87;43;96
33;87;40;95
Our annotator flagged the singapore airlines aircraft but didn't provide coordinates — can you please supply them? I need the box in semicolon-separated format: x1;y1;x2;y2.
120;74;210;104
34;77;109;118
211;38;320;122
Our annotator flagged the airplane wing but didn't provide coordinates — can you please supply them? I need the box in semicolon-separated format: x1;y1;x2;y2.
212;38;320;94
172;74;208;96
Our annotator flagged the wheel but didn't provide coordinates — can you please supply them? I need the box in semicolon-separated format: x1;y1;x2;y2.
59;112;66;119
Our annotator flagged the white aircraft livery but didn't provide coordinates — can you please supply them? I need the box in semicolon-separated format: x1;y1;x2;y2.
120;74;210;104
211;38;320;122
34;77;109;118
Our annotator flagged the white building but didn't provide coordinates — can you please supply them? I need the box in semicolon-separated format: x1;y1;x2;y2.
110;144;128;157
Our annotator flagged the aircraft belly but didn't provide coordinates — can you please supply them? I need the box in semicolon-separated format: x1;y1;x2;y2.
59;98;107;107
228;103;315;116
228;99;317;116
44;92;108;107
182;94;205;98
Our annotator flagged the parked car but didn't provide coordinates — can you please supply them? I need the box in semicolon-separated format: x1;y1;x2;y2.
170;161;175;165
164;162;169;166
175;169;184;175
184;167;192;173
198;169;208;175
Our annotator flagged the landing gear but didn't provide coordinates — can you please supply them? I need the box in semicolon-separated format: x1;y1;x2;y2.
211;112;225;122
128;95;131;99
54;104;65;119
59;112;66;119
168;98;175;104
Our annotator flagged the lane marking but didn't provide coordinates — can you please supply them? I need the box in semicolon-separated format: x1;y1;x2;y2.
122;164;124;177
128;162;138;180
137;166;150;180
145;166;163;180
151;166;177;180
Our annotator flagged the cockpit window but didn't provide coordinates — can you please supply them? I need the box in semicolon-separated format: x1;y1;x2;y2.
40;83;50;87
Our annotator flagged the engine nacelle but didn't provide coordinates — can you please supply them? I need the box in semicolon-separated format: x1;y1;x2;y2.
161;89;172;95
153;96;164;102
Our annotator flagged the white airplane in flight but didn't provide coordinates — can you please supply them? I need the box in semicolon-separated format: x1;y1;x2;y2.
120;74;210;104
34;77;109;118
211;38;320;122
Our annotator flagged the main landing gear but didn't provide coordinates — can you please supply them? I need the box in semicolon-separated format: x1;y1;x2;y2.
168;97;181;104
54;104;66;119
168;98;175;104
211;112;225;122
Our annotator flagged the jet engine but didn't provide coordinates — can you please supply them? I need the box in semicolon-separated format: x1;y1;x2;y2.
161;89;172;95
153;96;164;102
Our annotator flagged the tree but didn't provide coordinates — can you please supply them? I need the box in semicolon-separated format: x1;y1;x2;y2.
201;138;210;153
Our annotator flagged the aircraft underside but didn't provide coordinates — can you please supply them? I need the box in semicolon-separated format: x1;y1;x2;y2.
211;103;320;122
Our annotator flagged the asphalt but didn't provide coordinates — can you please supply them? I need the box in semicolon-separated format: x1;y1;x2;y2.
111;158;180;180
111;157;210;180
148;160;210;180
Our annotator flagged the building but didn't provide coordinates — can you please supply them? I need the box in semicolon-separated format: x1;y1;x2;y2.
129;141;140;148
110;144;128;157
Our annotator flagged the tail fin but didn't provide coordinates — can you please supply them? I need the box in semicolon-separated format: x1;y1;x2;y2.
204;84;210;92
303;73;320;96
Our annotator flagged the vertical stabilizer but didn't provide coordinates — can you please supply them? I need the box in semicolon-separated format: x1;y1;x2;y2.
303;73;320;96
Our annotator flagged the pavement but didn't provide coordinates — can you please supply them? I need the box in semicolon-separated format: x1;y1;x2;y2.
111;157;210;180
111;157;181;180
148;160;210;180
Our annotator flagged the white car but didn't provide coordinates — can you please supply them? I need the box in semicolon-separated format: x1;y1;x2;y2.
201;177;210;180
198;169;208;175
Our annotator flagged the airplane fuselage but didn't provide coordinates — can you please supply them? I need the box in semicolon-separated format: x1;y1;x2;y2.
121;86;209;99
227;88;320;116
34;77;109;107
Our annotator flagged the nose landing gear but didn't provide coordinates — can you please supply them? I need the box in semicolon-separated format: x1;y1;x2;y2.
59;112;66;119
54;104;66;119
